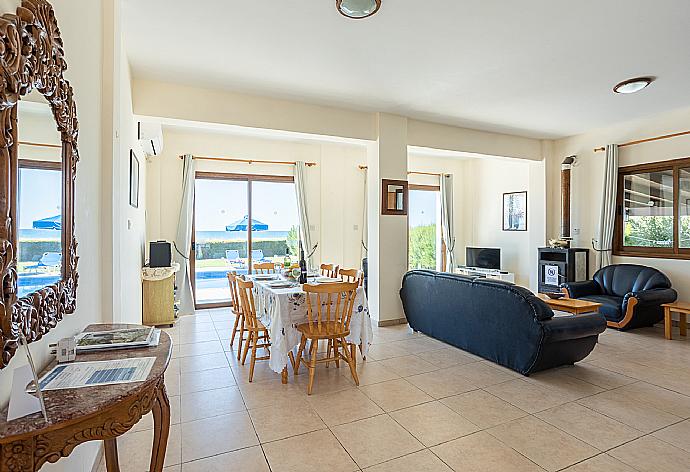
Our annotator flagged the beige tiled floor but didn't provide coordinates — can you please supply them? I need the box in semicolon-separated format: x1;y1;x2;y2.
97;309;690;471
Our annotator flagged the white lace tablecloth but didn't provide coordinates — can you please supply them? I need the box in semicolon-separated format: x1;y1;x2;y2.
252;278;373;373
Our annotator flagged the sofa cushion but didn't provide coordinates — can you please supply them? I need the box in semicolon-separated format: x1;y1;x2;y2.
581;294;623;322
473;278;553;321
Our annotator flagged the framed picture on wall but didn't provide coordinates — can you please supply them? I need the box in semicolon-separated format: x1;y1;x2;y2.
129;149;140;208
503;191;527;231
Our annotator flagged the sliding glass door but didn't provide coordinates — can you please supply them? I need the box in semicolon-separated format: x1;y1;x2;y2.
192;173;298;307
192;177;248;307
250;180;300;270
408;185;442;270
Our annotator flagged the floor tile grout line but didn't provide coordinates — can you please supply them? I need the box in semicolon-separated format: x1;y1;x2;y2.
534;407;647;453
175;443;268;468
481;376;622;417
585;358;690;399
530;400;690;468
308;404;365;470
385;400;481;448
476;423;552;471
258;443;274;472
556;364;638;390
139;317;690;471
551;451;619;472
573;387;688;432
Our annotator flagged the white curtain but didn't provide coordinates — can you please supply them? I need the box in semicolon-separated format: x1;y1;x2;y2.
596;144;618;269
440;174;456;272
175;154;196;315
294;161;314;268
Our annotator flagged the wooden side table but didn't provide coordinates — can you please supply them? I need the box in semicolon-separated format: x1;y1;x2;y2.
537;294;602;315
0;324;172;471
662;302;689;340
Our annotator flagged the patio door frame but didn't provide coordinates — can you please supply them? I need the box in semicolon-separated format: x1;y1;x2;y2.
408;184;447;271
191;171;295;309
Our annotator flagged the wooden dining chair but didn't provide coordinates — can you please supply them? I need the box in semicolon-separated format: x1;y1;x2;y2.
227;271;247;361
338;268;364;286
328;268;364;363
236;277;271;382
320;263;339;278
293;281;360;394
254;262;276;274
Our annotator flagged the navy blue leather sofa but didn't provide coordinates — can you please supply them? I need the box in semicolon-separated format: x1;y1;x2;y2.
561;264;677;330
400;270;607;375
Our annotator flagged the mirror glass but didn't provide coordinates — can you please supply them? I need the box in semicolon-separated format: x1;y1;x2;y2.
386;184;405;211
16;91;63;298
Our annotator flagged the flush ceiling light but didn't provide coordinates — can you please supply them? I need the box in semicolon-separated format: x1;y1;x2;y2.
336;0;381;19
613;77;654;94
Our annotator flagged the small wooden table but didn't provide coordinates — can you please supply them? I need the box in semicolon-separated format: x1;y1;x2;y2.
538;294;602;315
662;302;689;340
0;324;171;471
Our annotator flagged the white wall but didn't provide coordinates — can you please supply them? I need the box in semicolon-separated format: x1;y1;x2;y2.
407;119;543;162
147;128;370;271
132;79;546;163
146;127;543;294
0;1;110;471
461;158;545;288
17;101;62;162
133;78;377;142
112;37;146;324
549;105;690;301
133;78;547;322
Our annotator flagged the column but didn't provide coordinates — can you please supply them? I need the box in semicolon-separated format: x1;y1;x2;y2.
367;114;408;325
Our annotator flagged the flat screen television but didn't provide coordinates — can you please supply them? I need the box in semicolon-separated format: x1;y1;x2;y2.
466;247;501;270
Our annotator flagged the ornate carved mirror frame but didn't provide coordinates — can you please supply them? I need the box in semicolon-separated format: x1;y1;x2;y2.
0;0;79;368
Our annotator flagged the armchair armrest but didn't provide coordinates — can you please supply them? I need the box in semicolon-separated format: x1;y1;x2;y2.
561;280;601;299
541;313;607;343
627;288;678;306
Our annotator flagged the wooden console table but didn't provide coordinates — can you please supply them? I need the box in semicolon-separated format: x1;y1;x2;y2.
0;324;172;471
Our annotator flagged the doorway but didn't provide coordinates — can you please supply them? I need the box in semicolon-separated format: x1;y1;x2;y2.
408;184;443;270
192;172;299;308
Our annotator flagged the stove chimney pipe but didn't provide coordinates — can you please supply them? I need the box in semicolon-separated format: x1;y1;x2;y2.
561;156;576;238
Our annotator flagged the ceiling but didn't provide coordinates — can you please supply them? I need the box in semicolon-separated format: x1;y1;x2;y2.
122;0;690;139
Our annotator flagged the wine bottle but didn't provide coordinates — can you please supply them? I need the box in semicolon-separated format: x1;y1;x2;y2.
299;240;307;284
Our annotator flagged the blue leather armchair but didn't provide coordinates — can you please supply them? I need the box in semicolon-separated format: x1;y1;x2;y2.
561;264;677;330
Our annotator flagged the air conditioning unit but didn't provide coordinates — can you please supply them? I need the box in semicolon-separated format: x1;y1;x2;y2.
138;122;163;157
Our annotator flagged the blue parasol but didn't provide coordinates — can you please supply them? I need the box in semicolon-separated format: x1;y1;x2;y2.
32;215;62;230
225;215;269;232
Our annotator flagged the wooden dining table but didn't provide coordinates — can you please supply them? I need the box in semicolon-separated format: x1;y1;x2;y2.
249;275;373;384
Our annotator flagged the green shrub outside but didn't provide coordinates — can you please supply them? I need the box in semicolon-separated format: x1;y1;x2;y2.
194;239;292;260
409;224;436;269
624;216;690;247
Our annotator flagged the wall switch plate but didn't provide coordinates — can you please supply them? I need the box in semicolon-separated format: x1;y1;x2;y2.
309;225;316;231
353;224;359;231
572;228;581;236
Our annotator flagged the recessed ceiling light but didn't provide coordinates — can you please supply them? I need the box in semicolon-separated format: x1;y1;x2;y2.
613;77;654;94
336;0;381;19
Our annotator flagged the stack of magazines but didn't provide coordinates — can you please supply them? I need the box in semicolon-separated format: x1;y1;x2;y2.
75;327;160;353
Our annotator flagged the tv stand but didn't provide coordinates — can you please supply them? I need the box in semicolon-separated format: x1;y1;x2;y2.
455;266;515;284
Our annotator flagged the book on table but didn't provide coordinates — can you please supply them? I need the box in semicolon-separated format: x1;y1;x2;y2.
75;327;154;352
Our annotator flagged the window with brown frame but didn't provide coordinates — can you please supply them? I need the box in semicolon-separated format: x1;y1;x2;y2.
614;156;690;259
